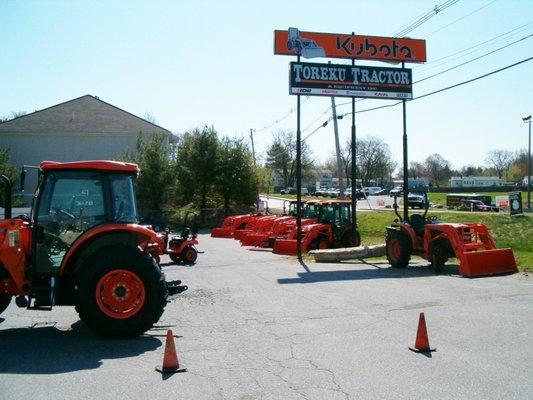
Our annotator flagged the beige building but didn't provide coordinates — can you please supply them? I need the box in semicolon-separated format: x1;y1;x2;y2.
0;95;171;202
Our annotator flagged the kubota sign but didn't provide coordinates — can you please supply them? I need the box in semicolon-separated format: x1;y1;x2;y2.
274;28;426;63
289;62;413;99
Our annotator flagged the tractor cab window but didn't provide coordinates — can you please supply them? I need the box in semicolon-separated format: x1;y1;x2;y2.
303;204;319;219
110;174;138;223
35;171;106;272
338;204;352;225
288;202;298;216
320;204;335;223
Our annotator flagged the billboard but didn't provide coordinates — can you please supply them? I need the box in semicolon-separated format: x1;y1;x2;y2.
275;28;426;63
289;62;412;99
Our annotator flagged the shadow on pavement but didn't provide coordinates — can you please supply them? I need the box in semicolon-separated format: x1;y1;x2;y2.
0;321;164;374
278;262;446;285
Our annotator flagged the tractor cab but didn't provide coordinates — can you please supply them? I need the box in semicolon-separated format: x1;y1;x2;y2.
317;200;353;241
33;163;138;273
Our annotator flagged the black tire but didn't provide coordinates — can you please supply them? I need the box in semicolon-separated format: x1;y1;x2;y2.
0;295;12;315
74;245;167;338
181;246;197;265
386;230;411;268
431;241;449;274
341;230;361;248
169;253;181;264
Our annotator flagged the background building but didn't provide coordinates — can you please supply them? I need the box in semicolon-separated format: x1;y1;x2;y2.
0;95;171;202
450;176;502;188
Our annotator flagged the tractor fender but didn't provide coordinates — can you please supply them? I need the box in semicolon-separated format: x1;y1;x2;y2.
59;224;155;275
386;224;417;247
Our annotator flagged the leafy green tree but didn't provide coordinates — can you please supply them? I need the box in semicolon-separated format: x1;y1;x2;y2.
0;148;20;206
118;132;174;213
216;137;258;214
175;126;219;216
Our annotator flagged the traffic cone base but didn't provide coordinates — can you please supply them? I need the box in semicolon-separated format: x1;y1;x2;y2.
156;330;187;374
409;312;436;353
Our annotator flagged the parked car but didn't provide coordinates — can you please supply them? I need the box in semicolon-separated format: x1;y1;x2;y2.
363;186;383;195
389;186;403;197
408;193;426;209
461;199;499;212
371;189;389;196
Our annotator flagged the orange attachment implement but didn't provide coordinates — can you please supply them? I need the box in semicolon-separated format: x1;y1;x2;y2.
459;248;517;277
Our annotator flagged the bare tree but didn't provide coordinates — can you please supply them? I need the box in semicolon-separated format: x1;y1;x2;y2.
265;130;314;188
0;111;26;122
485;150;513;179
423;153;451;187
357;136;395;186
143;112;157;124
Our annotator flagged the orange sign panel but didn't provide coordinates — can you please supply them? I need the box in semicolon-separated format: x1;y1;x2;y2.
274;28;426;63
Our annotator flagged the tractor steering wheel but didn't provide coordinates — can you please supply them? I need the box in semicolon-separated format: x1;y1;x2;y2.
51;207;76;221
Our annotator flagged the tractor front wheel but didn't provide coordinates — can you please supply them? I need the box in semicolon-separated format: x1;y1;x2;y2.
431;241;449;274
75;246;167;338
169;253;181;264
0;295;12;315
386;230;411;268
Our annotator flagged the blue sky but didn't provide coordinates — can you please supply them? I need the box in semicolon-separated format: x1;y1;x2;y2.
1;0;532;171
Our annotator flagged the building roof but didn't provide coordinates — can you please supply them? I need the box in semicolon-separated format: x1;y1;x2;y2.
0;95;171;135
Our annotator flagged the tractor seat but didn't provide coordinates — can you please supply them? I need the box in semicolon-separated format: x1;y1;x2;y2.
409;214;426;236
180;227;191;239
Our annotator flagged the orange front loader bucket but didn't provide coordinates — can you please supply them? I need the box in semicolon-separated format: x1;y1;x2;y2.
272;239;298;256
458;248;517;277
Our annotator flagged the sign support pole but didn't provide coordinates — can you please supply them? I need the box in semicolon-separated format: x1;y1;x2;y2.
351;54;357;232
401;61;409;222
296;55;302;260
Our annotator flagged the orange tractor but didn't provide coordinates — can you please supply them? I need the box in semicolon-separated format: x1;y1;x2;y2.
385;194;517;277
242;200;321;248
147;212;199;265
0;161;187;338
273;200;360;255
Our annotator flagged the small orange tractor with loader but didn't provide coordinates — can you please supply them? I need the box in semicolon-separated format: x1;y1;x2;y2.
242;200;321;248
385;194;517;277
273;200;361;255
0;160;187;338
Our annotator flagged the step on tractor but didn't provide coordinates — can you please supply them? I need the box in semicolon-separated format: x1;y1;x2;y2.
385;194;517;277
147;212;199;265
243;200;321;248
0;161;187;338
273;200;361;255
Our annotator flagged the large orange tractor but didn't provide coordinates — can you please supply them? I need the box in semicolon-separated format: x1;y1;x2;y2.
0;160;187;338
385;194;517;277
273;200;360;255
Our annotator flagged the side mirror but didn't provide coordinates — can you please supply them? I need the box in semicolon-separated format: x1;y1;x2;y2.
20;168;27;192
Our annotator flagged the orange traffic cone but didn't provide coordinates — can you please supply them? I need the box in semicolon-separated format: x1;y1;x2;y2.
156;330;187;373
408;312;436;353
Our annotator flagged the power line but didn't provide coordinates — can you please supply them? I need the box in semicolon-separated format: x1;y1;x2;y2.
393;0;460;37
303;55;533;141
424;0;499;37
254;96;310;133
414;33;533;84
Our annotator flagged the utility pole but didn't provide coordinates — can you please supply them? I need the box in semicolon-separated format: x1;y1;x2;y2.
331;97;345;197
523;115;532;211
250;128;256;165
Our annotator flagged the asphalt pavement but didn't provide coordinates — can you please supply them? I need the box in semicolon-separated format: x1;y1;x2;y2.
1;232;532;399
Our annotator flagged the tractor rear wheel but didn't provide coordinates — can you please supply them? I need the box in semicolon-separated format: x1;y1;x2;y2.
386;230;411;268
342;230;361;248
181;246;197;265
75;246;167;338
0;295;11;315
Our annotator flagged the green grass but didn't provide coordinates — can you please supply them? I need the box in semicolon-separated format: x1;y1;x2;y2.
356;210;532;272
